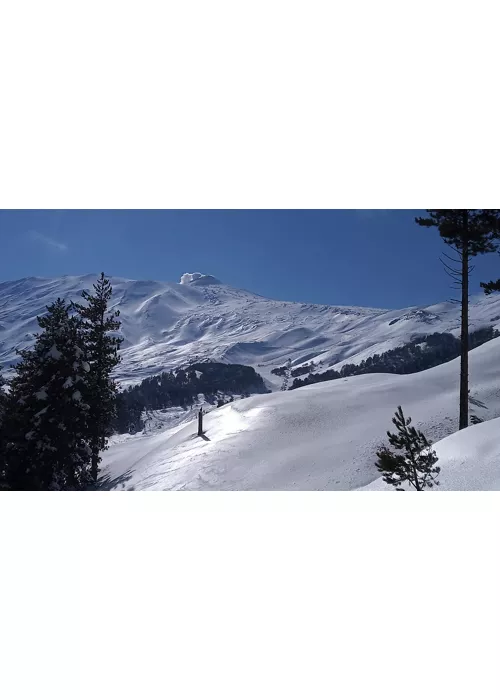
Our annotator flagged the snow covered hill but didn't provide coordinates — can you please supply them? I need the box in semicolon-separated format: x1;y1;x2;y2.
100;336;500;490
2;272;500;391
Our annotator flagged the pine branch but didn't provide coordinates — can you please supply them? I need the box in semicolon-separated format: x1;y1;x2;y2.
481;279;500;295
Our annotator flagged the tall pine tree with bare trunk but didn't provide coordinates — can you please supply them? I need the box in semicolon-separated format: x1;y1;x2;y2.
415;210;500;430
74;273;122;485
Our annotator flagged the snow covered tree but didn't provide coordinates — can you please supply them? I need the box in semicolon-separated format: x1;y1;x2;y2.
73;273;122;484
375;406;440;491
3;299;92;490
416;210;500;431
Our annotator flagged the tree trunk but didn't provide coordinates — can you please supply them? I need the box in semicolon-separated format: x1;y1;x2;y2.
407;438;422;491
459;228;469;431
198;409;203;436
411;463;421;491
91;443;99;485
91;312;105;485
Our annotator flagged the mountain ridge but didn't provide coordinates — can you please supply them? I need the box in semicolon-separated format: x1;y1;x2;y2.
2;272;500;389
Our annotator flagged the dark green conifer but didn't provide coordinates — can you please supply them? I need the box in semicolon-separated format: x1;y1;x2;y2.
4;299;92;490
375;406;440;491
73;273;122;485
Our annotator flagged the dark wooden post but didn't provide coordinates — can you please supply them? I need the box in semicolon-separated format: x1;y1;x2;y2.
198;408;203;436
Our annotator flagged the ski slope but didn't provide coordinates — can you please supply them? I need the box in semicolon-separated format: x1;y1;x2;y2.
100;336;500;491
2;272;500;390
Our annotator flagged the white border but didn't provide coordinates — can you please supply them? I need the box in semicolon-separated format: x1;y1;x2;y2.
1;1;498;209
2;1;500;698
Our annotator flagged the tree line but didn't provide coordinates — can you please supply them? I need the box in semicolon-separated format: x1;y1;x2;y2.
0;274;121;490
290;327;499;390
271;361;317;378
114;362;268;434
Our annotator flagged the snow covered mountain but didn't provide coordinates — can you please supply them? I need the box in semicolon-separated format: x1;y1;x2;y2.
3;271;500;490
101;336;500;491
2;272;500;391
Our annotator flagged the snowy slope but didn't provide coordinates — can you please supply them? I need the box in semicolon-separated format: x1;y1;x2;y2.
361;417;500;491
2;272;500;390
100;336;500;491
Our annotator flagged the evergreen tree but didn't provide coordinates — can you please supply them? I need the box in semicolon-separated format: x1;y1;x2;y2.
3;299;92;490
73;273;122;485
113;389;144;434
415;210;500;430
375;406;440;491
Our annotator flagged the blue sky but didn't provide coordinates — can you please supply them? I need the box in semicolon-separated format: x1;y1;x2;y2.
2;209;500;309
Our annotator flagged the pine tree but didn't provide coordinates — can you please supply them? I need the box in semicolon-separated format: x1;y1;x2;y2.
3;299;92;490
73;273;122;485
375;406;440;491
416;210;500;430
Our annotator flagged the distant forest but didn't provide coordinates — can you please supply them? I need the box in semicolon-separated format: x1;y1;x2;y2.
114;362;268;434
289;327;500;390
271;361;317;378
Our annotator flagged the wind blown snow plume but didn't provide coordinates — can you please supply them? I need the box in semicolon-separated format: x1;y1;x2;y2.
180;272;204;285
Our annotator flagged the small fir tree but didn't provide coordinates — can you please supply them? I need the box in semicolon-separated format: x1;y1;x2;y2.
375;406;440;491
73;273;122;484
